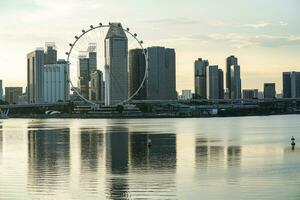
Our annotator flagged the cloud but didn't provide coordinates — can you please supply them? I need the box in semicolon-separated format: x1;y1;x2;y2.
182;33;300;49
144;18;202;25
243;22;269;28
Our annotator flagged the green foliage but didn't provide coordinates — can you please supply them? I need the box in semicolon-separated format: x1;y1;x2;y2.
116;105;124;114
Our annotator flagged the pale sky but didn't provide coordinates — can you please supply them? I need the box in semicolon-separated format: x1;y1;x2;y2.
0;0;299;93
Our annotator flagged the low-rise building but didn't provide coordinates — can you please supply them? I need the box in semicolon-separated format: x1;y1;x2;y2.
264;83;276;99
5;87;23;104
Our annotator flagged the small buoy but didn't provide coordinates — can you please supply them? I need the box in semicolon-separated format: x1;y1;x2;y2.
291;136;296;150
147;139;152;147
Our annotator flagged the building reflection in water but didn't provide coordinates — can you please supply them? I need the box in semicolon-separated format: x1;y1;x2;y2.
105;126;129;199
227;146;242;167
80;128;104;193
195;137;242;183
105;125;177;199
130;134;177;171
129;133;177;198
27;127;70;195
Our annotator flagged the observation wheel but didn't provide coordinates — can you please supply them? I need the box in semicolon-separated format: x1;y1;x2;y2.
65;22;148;107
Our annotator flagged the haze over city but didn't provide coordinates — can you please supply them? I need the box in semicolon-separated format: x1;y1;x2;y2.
0;0;299;92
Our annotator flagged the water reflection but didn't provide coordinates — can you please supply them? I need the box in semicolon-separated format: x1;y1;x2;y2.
27;127;70;195
80;129;104;194
195;137;242;184
105;126;129;199
1;117;299;199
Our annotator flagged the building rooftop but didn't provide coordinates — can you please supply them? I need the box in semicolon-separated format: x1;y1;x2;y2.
105;23;127;39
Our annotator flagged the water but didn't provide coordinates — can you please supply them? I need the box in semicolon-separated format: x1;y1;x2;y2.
0;115;300;199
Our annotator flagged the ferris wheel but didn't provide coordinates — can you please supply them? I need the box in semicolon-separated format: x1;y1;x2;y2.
65;22;148;106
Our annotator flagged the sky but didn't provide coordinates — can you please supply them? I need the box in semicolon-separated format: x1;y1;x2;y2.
0;0;299;93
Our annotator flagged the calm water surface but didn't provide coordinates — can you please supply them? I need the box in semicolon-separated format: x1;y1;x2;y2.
0;115;300;199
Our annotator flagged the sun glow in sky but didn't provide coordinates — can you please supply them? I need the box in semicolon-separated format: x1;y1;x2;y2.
0;0;299;93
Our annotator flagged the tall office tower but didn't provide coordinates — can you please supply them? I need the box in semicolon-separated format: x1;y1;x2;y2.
89;70;104;103
218;69;224;99
147;47;176;100
283;72;292;98
0;80;3;100
44;43;57;65
78;53;90;99
282;71;300;99
5;87;22;104
291;72;300;98
27;48;45;104
78;44;98;100
104;23;128;105
226;56;241;99
207;65;219;100
194;58;209;99
264;83;276;99
230;64;241;99
44;59;70;103
128;49;146;100
87;43;97;78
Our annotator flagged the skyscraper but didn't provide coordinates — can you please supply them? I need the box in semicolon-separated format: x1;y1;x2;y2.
194;58;209;99
147;47;176;100
207;65;219;100
44;43;57;65
218;69;224;99
104;23;128;105
78;44;98;100
226;56;241;99
282;71;300;99
291;72;300;98
87;43;97;77
264;83;276;99
283;72;292;98
128;49;146;100
27;48;45;104
44;59;70;103
0;80;3;100
78;53;90;99
89;70;104;103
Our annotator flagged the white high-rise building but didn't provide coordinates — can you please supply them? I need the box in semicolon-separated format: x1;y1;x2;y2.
27;48;45;104
104;23;128;106
207;65;219;100
43;60;70;103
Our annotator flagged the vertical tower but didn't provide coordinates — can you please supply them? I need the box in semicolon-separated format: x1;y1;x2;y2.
78;53;90;99
283;72;291;98
128;49;146;100
87;43;97;78
291;72;300;98
104;23;128;105
218;69;224;99
27;48;45;103
194;58;209;99
207;65;219;100
226;56;241;99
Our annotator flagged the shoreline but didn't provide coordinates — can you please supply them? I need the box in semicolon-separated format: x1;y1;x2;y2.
5;112;300;119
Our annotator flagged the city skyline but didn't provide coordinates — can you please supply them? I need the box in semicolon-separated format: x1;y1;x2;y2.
0;0;299;93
